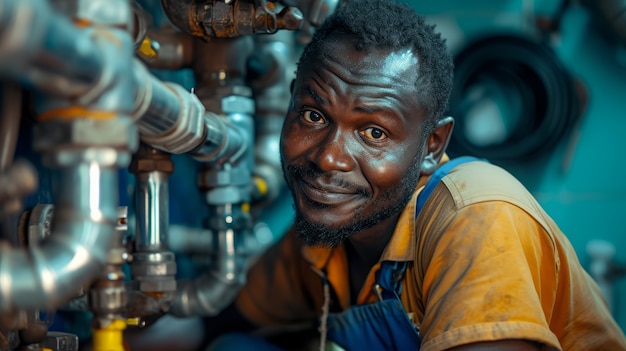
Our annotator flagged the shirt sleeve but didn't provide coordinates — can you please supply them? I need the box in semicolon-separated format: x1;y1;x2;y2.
235;228;322;330
418;201;562;351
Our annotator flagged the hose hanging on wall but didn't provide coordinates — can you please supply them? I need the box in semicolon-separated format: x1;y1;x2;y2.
580;0;626;46
446;32;583;161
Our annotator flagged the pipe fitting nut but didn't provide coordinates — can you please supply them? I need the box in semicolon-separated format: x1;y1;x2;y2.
89;285;127;316
33;117;138;153
129;158;174;174
130;251;177;277
139;83;206;154
136;277;177;293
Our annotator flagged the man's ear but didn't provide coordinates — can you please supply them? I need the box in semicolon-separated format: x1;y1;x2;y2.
420;116;455;176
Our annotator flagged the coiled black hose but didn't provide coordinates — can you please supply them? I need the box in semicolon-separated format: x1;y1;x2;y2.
446;34;582;161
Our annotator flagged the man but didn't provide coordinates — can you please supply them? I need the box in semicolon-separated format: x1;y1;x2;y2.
204;0;626;350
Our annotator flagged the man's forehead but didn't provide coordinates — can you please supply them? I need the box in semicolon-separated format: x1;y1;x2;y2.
380;47;418;77
318;34;418;70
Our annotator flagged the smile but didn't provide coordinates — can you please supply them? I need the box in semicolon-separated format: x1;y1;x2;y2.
299;180;361;206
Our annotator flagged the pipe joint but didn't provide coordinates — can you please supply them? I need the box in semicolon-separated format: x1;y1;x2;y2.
134;74;207;154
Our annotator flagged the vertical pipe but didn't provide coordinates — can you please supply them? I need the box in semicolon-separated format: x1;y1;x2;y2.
135;171;169;252
0;83;21;171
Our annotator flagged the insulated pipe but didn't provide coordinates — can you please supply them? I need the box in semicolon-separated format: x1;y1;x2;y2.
0;156;120;310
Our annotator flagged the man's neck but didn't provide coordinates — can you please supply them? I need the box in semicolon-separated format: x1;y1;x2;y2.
345;213;400;303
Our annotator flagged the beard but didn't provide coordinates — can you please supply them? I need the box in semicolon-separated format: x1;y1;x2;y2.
290;156;423;248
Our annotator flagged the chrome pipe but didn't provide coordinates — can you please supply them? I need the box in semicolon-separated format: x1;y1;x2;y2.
0;0;105;98
0;154;120;310
134;171;169;252
132;61;204;155
129;145;177;295
170;227;247;317
167;225;213;254
131;61;249;163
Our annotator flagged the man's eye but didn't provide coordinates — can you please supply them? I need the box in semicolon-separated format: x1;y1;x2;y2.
302;110;326;124
361;127;387;140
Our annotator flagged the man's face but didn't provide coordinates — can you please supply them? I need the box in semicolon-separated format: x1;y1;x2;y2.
280;34;429;247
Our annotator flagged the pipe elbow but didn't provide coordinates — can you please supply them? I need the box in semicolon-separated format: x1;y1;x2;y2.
170;270;245;318
0;217;114;311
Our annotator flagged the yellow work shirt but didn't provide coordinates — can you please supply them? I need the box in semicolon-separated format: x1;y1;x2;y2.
236;159;626;350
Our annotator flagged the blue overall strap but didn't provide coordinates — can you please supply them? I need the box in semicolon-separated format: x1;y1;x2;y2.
416;156;484;213
375;157;484;299
375;261;408;299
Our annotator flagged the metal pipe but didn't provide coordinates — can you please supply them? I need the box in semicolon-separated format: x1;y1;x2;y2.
131;61;248;162
0;0;106;98
129;145;177;297
248;31;299;205
170;209;250;317
167;225;213;254
169;208;276;317
134;171;169;252
161;0;303;39
0;0;137;313
160;0;197;36
0;153;120;310
0;83;22;171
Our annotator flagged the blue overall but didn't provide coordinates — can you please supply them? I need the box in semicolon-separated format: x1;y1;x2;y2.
324;156;481;351
208;156;481;351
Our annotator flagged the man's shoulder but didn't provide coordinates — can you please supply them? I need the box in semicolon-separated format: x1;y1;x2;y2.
441;160;533;206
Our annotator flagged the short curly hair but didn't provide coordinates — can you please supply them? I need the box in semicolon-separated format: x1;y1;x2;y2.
297;0;453;128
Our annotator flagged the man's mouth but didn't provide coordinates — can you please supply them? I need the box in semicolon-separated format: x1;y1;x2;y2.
299;178;362;206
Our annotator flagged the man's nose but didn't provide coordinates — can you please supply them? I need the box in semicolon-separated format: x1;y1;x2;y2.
309;129;355;172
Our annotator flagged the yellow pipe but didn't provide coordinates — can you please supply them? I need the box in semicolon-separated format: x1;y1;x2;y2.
92;319;127;351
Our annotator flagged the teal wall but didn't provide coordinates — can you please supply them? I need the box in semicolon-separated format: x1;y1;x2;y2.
408;0;626;329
